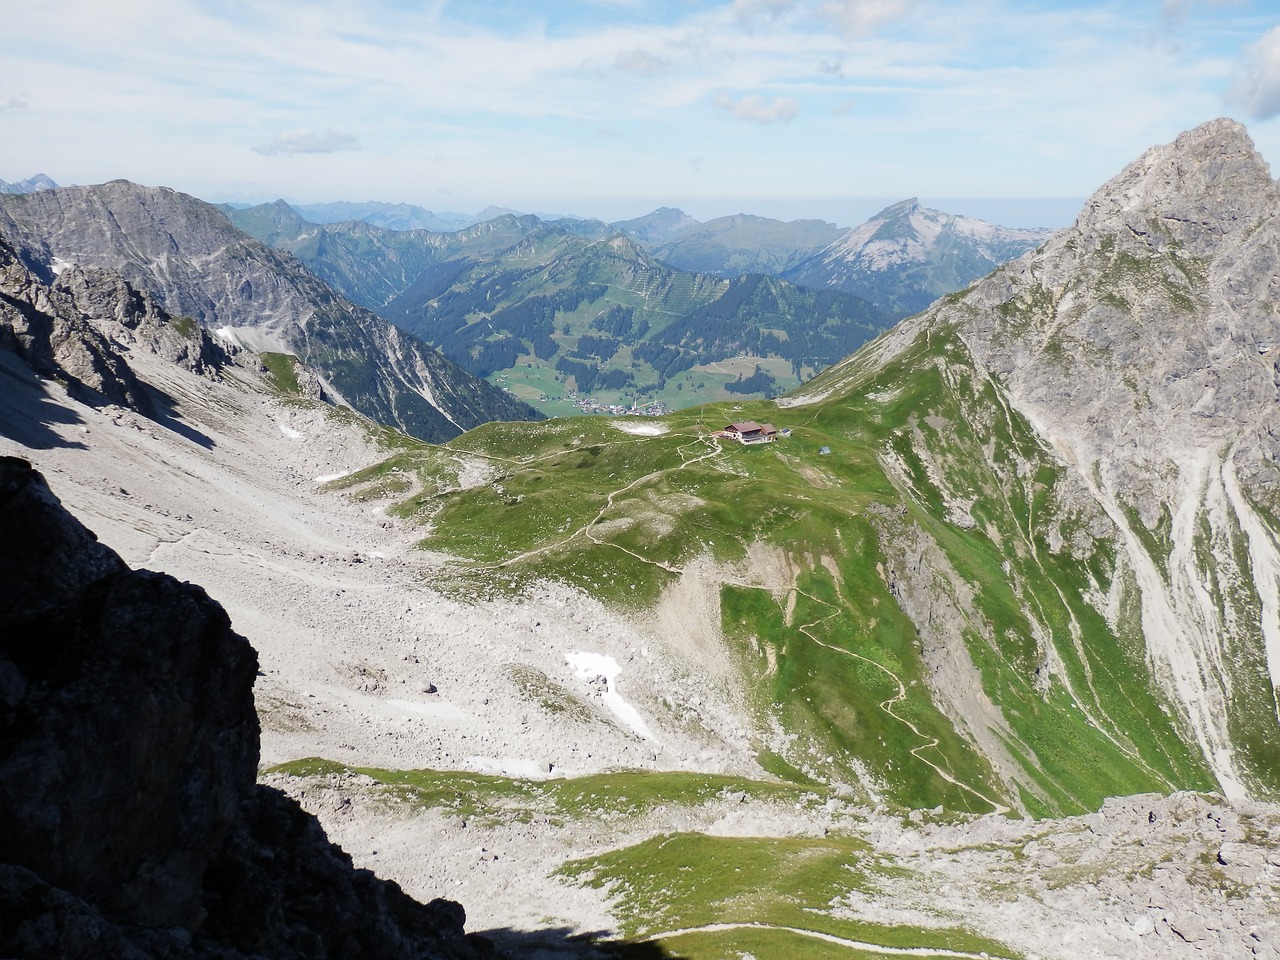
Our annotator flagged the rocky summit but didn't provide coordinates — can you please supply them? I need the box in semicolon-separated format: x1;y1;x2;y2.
784;197;1053;318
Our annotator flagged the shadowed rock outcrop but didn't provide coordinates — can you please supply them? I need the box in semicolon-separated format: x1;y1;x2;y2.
0;234;232;417
0;456;492;958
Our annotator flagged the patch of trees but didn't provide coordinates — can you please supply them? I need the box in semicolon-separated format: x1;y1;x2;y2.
531;332;558;359
631;341;699;378
590;304;636;337
724;364;778;396
570;335;620;361
554;357;634;393
474;336;525;377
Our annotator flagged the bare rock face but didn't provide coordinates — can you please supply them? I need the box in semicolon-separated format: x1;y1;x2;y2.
919;119;1280;800
953;118;1280;494
0;457;490;959
53;263;231;377
0;180;543;443
0;234;232;415
0;235;152;411
0;455;258;928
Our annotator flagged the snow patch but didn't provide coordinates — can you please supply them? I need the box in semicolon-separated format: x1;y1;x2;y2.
278;423;304;440
50;257;75;276
465;756;555;779
214;326;242;347
564;650;654;740
313;470;352;483
609;420;669;436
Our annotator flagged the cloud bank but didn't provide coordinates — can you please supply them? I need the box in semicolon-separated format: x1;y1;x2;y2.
1230;25;1280;120
715;93;800;123
252;128;358;157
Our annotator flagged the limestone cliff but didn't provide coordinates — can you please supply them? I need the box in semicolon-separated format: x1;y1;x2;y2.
0;181;543;443
0;233;231;415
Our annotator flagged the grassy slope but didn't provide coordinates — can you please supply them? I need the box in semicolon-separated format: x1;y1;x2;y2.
328;318;1213;815
269;759;1019;960
279;313;1247;960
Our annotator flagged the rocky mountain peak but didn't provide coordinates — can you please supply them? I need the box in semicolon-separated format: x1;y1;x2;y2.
875;197;922;219
0;181;543;442
1073;118;1276;255
0;174;58;195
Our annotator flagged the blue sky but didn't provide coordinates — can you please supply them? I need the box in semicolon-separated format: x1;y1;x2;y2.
2;0;1279;227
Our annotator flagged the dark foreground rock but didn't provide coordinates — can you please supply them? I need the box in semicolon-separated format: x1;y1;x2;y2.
0;456;492;959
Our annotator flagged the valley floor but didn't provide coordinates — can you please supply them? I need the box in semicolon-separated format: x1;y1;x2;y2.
3;349;1279;960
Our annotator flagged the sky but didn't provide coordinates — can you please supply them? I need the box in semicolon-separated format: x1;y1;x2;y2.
2;0;1280;227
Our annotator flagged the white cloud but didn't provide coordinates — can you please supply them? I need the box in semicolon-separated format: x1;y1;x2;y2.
733;0;795;22
1229;25;1280;120
616;48;670;75
816;0;912;38
0;95;28;110
252;128;359;156
715;92;800;122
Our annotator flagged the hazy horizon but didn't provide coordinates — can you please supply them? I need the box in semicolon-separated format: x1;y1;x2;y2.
3;1;1277;225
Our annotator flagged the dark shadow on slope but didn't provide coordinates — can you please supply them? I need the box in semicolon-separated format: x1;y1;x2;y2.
141;381;215;450
477;926;679;959
0;354;87;451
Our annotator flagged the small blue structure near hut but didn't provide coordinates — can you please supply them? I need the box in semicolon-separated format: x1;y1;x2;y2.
818;445;831;456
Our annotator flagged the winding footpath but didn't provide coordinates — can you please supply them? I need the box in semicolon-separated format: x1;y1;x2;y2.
484;425;1008;813
637;922;1016;960
792;590;1010;816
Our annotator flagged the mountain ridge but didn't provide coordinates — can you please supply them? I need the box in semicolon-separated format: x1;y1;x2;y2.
787;117;1280;799
0;181;543;442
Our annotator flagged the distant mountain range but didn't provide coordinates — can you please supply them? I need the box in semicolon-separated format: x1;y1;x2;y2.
289;200;474;233
649;214;846;276
230;195;1051;321
224;205;892;413
220;195;1050;413
0;174;59;194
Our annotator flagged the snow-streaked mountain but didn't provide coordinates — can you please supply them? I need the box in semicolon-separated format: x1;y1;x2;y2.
785;198;1054;318
0;173;59;194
